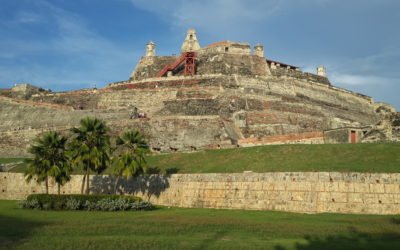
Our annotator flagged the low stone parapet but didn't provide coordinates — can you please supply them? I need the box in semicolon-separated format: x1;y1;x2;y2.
1;172;399;215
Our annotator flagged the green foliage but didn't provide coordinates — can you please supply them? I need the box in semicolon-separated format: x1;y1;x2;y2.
22;194;149;211
112;130;149;193
24;131;70;194
27;194;142;204
18;198;40;209
65;197;81;210
85;198;153;211
68;117;112;194
113;130;149;178
69;117;111;174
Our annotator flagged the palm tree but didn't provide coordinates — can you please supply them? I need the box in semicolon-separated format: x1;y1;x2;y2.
25;158;49;193
25;131;70;194
69;117;111;194
49;162;72;195
112;130;149;194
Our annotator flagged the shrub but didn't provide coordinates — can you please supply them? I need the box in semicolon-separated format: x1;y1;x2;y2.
22;194;151;211
18;198;41;209
65;197;82;210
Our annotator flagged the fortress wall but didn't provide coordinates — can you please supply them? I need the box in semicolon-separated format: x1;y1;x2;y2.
197;54;268;76
270;68;331;85
0;96;73;111
0;126;72;157
107;116;225;151
0;74;382;156
97;89;178;114
1;172;400;215
238;131;324;146
0;100;80;153
0;98;131;156
131;53;269;79
0;99;88;131
237;76;380;127
30;90;99;110
130;56;177;81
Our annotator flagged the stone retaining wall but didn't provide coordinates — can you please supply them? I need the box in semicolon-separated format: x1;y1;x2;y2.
1;172;399;215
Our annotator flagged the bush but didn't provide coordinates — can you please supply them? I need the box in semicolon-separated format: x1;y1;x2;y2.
65;197;82;210
18;198;41;209
22;194;151;211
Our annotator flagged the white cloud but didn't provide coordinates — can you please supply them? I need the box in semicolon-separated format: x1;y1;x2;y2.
131;0;284;37
330;73;392;86
14;11;42;24
0;0;138;89
130;0;337;34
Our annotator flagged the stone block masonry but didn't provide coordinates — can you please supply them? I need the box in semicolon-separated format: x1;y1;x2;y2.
1;172;400;215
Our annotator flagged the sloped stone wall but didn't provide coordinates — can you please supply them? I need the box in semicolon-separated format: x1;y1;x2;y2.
1;172;399;215
0;73;383;156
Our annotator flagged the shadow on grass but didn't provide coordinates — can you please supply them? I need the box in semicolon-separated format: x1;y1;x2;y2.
0;214;47;249
275;227;400;250
197;230;228;249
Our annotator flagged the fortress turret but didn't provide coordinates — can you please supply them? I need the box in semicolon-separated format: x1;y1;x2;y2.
181;28;201;53
146;41;156;57
254;44;264;58
317;65;327;77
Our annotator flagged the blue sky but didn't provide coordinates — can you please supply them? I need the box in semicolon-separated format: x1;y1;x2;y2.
0;0;399;109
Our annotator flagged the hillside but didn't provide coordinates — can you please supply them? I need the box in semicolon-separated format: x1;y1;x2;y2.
146;143;400;173
4;143;399;174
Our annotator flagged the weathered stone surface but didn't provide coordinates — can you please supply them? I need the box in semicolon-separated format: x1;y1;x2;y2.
2;172;400;215
0;31;395;155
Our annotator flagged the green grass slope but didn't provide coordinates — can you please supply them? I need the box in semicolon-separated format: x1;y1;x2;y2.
3;143;400;174
0;158;25;164
1;200;399;249
147;143;400;173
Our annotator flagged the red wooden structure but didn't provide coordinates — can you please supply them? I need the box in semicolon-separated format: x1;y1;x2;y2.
183;52;196;76
156;52;196;77
350;131;356;144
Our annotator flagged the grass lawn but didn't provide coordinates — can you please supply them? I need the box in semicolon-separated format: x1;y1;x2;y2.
3;143;400;174
0;158;25;172
0;200;400;250
146;143;400;174
0;158;24;164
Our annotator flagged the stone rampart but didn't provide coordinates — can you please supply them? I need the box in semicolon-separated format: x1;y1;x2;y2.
0;72;383;156
1;172;399;215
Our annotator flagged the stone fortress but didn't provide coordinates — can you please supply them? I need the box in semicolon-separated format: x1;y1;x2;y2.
0;29;399;156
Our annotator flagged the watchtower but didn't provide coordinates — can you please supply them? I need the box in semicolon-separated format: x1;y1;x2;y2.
145;41;156;57
181;28;201;53
317;65;327;77
254;44;264;58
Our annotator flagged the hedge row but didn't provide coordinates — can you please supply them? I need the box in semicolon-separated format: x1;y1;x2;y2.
20;194;152;211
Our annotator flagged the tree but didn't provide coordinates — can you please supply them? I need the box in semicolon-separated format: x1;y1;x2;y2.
112;130;149;194
25;131;70;194
69;117;111;194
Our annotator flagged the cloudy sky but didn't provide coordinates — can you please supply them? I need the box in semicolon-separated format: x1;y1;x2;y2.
0;0;399;109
